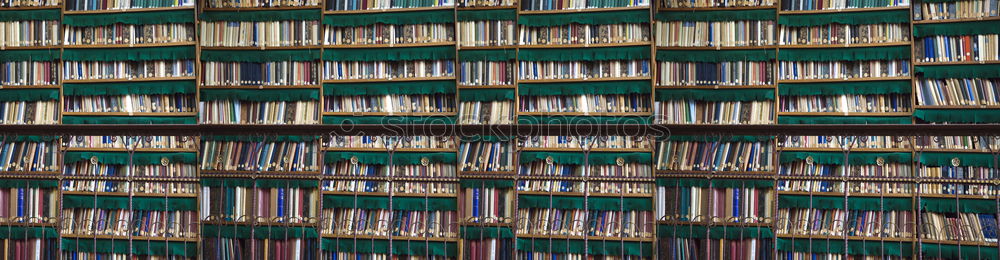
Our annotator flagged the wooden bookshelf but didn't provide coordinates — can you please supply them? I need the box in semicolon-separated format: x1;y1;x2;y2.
518;6;649;14
776;6;909;14
779;42;911;49
200;45;323;50
777;76;911;83
518;42;652;48
322;5;454;14
61;42;197;48
324;42;456;48
202;5;322;11
62;6;194;14
517;76;651;83
62;76;197;84
658;5;777;11
322;77;456;83
911;16;1000;24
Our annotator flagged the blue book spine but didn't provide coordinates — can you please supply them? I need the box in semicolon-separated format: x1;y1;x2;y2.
472;188;480;218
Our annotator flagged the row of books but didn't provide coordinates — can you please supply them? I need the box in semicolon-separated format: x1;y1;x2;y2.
200;139;320;172
656;186;773;223
322;180;387;192
322;163;457;178
779;94;911;113
777;60;910;80
326;24;453;46
519;0;649;10
465;239;513;260
322;209;458;237
0;100;53;123
913;0;999;21
779;0;908;11
521;136;650;149
780;24;910;46
2;61;58;86
779;180;916;194
519;162;653;177
66;24;194;46
458;21;514;47
204;238;316;260
0;20;60;48
654;100;776;125
459;60;513;86
1;0;60;7
62;180;199;194
65;0;194;11
920;166;997;180
921;212;998;242
63;94;196;113
916;78;1000;106
460;187;513;223
205;0;319;8
0;187;57;223
324;94;456;114
459;141;513;172
518;179;585;192
65;135;196;150
325;60;454;81
660;0;774;8
656;21;776;48
326;136;455;150
391;181;457;194
326;0;454;11
458;0;514;7
202;61;318;87
777;208;914;238
1;239;57;260
659;237;772;260
655;140;775;172
256;187;319;222
388;164;457;177
63;163;198;177
916;35;1000;63
0;140;58;172
61;208;198;237
519;24;650;46
62;60;196;81
922;183;997;196
518;60;650;81
588;182;654;194
519;94;651;114
201;21;320;48
516;209;654;237
458;100;515;125
200;100;320;125
779;162;913;177
781;136;910;149
201;185;252;220
915;136;998;151
657;61;773;87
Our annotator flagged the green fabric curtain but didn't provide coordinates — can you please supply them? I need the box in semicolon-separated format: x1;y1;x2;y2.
391;240;458;257
255;179;319;188
64;80;196;96
64;10;193;26
666;135;774;142
132;197;197;211
518;195;585;209
62;116;196;125
588;197;653;211
63;46;195;61
518;46;649;61
457;9;517;21
461;226;514;239
0;89;60;102
922;198;998;214
778;239;912;257
658;225;774;239
914;20;1000;37
847;197;912;211
778;195;845;209
200;89;319;101
321;238;390;253
459;135;513;142
201;50;320;62
324;151;455;165
655;89;774;101
710;179;775;188
778;116;911;124
63;151;197;165
0;50;60;62
515;239;586;254
201;178;255;188
323;10;452;26
779;80;911;96
324;195;390;209
253;226;319;239
392;197;457;211
519;80;651;96
0;179;58;188
778;10;909;27
322;195;455;211
459;179;515;188
922;243;999;260
656;49;774;62
201;9;320;22
4;135;57;142
323;81;455;96
325;116;455;124
516;239;651;256
658;225;707;238
587;240;653;257
0;9;60;21
920;152;996;167
779;46;910;61
916;64;1000;79
459;89;515;102
202;135;318;142
519;152;651;165
779;151;912;165
915;109;1000;124
458;49;517;61
322;239;456;256
655;9;774;22
324;46;454;61
656;178;710;187
0;227;57;239
518;116;651;124
518;10;649;26
201;225;252;238
62;238;197;256
62;195;196;211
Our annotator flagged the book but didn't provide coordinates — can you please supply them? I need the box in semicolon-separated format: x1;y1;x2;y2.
781;23;910;46
202;21;320;48
519;23;650;46
0;20;60;48
62;60;196;81
657;20;775;48
206;0;318;8
0;138;57;172
459;20;514;47
201;99;320;125
202;61;318;87
658;61;773;87
326;23;453;46
780;0;909;11
66;23;194;46
520;0;649;11
655;100;775;124
1;60;57;86
65;0;194;11
326;0;454;11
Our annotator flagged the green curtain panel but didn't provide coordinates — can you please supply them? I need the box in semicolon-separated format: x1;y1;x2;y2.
0;50;60;62
64;151;197;165
325;116;456;124
778;239;912;257
922;198;998;214
922;243;999;260
201;9;321;22
391;241;458;257
131;197;198;211
656;49;775;62
64;80;196;96
778;116;912;124
847;197;912;211
666;135;774;142
586;241;652;257
459;135;513;142
63;195;196;211
519;80;651;96
588;197;653;211
63;46;195;61
457;9;517;21
778;46;910;61
519;152;651;165
461;226;514;239
201;225;252;238
324;195;390;209
200;89;319;101
323;81;455;96
201;178;255;188
779;151;912;165
915;109;1000;124
324;9;452;26
914;20;1000;37
130;240;199;257
62;238;197;256
710;179;775;188
458;49;517;61
0;227;57;239
515;239;586;254
321;238;391;253
916;64;1000;79
5;135;57;142
519;10;649;26
920;152;996;167
655;89;774;102
62;116;197;124
0;89;60;102
459;179;515;189
0;179;58;188
459;89;515;102
255;179;319;188
0;9;60;21
778;195;845;209
392;197;458;211
518;195;585;209
325;151;455;165
779;80;911;96
655;178;710;187
655;9;775;21
659;225;773;239
202;135;318;142
201;50;320;62
778;9;909;27
64;10;194;26
518;116;651;124
324;46;455;61
518;46;649;61
657;225;707;238
253;226;319;239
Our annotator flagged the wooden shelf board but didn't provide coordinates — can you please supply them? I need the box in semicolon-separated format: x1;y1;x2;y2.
516;112;652;116
779;147;911;152
518;77;651;83
62;6;194;14
63;76;195;84
777;6;909;14
458;45;517;50
518;42;652;48
917;148;993;153
457;84;516;89
64;147;197;152
656;84;775;89
915;60;1000;66
658;5;776;11
912;16;1000;24
777;76;911;83
913;105;1000;109
515;234;654;242
324;42;455;48
519;6;650;14
0;45;62;50
323;77;455;83
0;85;61;89
656;45;776;50
199;85;321;89
776;233;915;242
322;112;457;116
323;147;456;152
519;147;651;152
0;6;62;10
62;42;196;48
60;234;200;242
201;45;322;50
323;6;454;14
203;5;322;11
456;6;517;10
778;42;910;49
62;112;197;116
